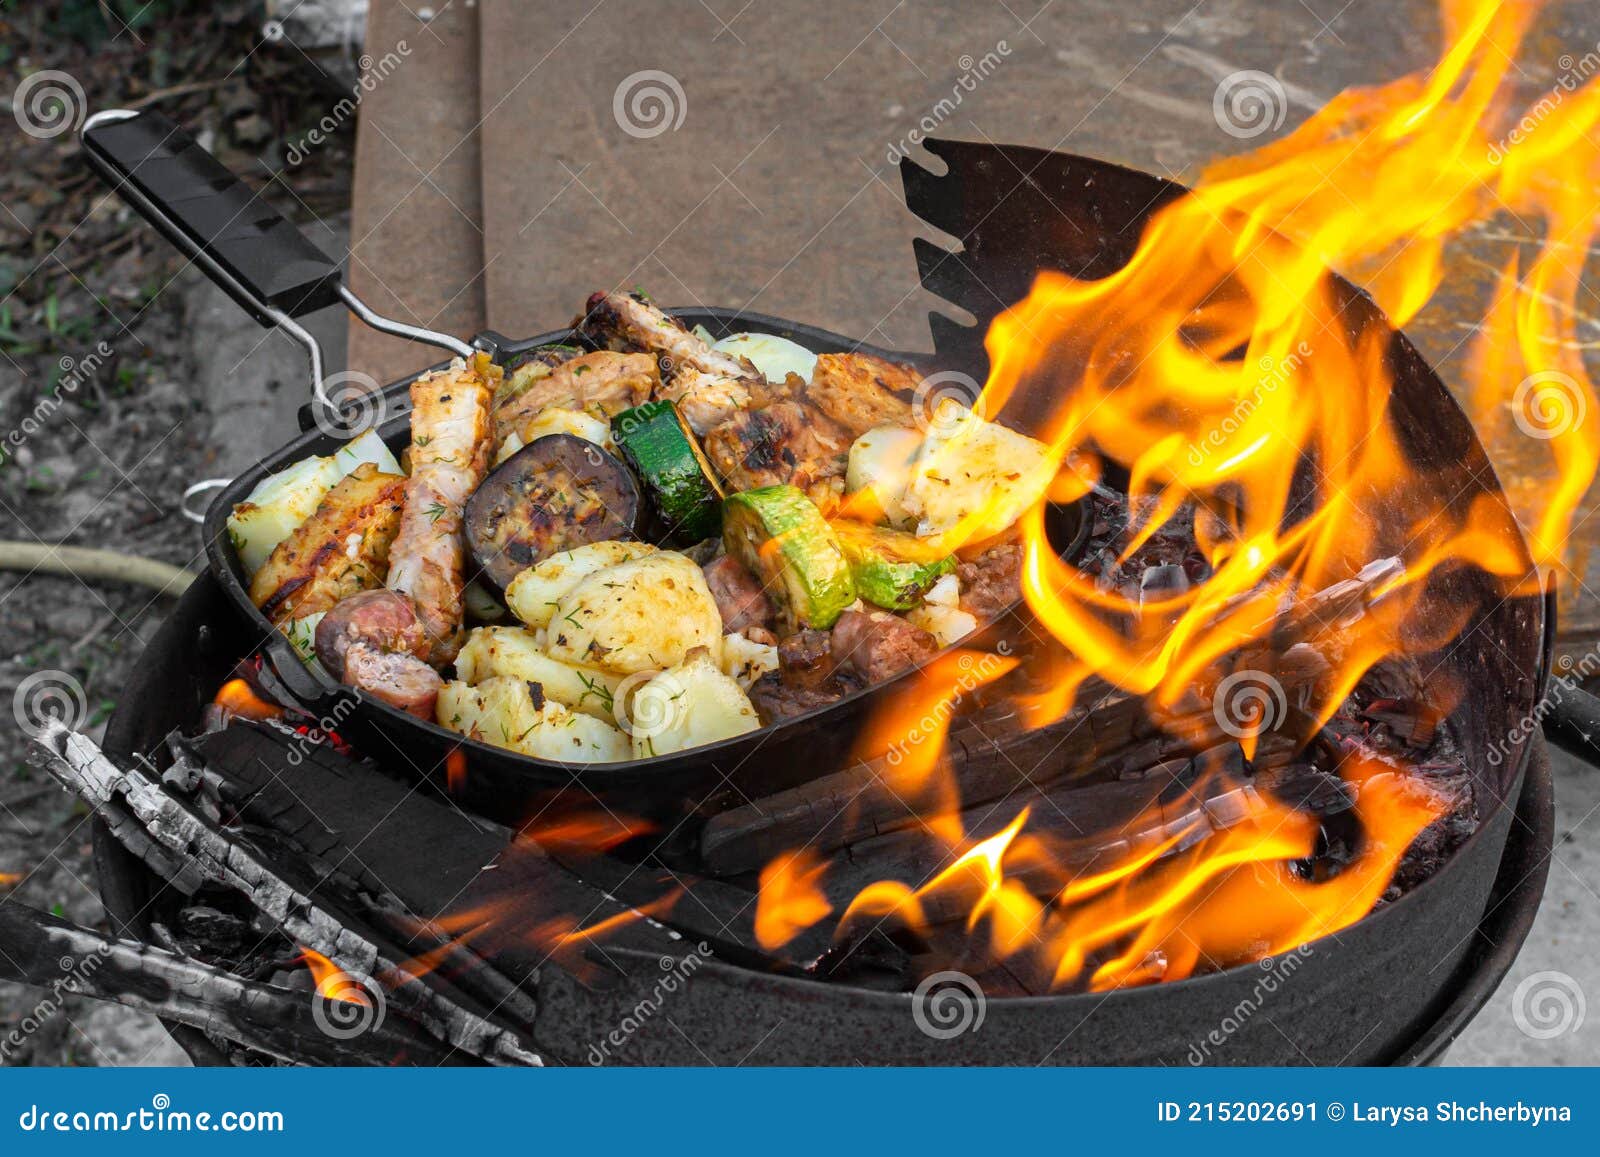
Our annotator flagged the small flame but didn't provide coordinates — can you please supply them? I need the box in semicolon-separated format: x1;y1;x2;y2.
754;849;833;949
298;947;372;1006
211;678;284;722
0;872;21;887
445;748;467;794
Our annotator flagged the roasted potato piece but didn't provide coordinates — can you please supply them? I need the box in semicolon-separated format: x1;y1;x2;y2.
249;463;407;624
504;541;659;629
437;675;629;762
455;626;623;720
545;552;723;674
623;649;759;759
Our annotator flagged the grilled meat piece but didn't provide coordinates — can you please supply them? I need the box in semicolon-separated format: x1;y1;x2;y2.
777;628;839;689
829;609;939;682
313;589;427;677
386;354;497;664
748;671;844;722
341;641;444;720
581;291;755;433
957;543;1024;621
704;400;852;505
702;554;775;633
249;463;407;625
493;350;658;449
806;352;918;437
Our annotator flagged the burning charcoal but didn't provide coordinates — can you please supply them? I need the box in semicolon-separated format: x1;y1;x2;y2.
1259;763;1357;817
1359;697;1441;751
1139;563;1189;603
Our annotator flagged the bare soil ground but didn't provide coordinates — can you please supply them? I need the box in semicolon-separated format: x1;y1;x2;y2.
0;0;353;1064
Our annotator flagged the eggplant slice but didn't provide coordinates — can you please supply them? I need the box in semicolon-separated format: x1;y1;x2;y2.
465;434;641;590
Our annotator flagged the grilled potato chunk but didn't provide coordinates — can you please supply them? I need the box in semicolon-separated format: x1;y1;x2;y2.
545;552;723;674
903;405;1053;543
625;650;760;759
455;626;623;720
249;463;407;624
437;675;629;762
504;541;659;629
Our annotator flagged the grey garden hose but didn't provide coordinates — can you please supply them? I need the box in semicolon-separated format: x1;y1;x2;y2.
0;541;195;595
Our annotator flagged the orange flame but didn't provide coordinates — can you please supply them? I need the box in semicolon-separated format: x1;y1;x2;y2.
211;678;284;722
298;947;373;1006
755;849;833;949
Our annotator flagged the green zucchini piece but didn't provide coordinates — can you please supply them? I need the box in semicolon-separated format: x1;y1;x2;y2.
834;522;956;610
723;485;856;631
611;400;725;543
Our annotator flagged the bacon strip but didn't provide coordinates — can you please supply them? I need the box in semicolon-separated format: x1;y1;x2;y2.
385;354;497;664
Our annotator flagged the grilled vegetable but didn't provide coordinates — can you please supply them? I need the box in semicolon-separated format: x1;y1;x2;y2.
612;400;725;543
844;424;923;528
903;405;1053;543
503;541;659;629
455;626;623;721
249;463;408;624
833;522;955;610
494;407;614;466
545;551;724;675
711;332;817;384
722;486;855;631
464;434;641;591
437;675;630;762
622;649;759;759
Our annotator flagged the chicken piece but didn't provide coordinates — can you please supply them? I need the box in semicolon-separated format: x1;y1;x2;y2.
386;354;497;664
580;291;755;432
313;589;427;676
248;463;407;625
805;352;919;438
341;641;444;720
703;400;852;504
492;350;658;450
702;554;775;633
829;609;939;682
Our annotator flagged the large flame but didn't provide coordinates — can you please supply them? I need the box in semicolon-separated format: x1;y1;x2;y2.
773;0;1590;992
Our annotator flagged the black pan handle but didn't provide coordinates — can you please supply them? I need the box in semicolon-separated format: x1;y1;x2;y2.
1542;684;1600;769
80;109;342;326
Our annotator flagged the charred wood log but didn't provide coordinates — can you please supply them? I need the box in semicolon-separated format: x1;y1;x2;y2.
0;903;459;1066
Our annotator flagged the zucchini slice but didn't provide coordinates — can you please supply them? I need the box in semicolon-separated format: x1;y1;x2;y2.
612;400;725;543
723;485;856;631
833;522;955;610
